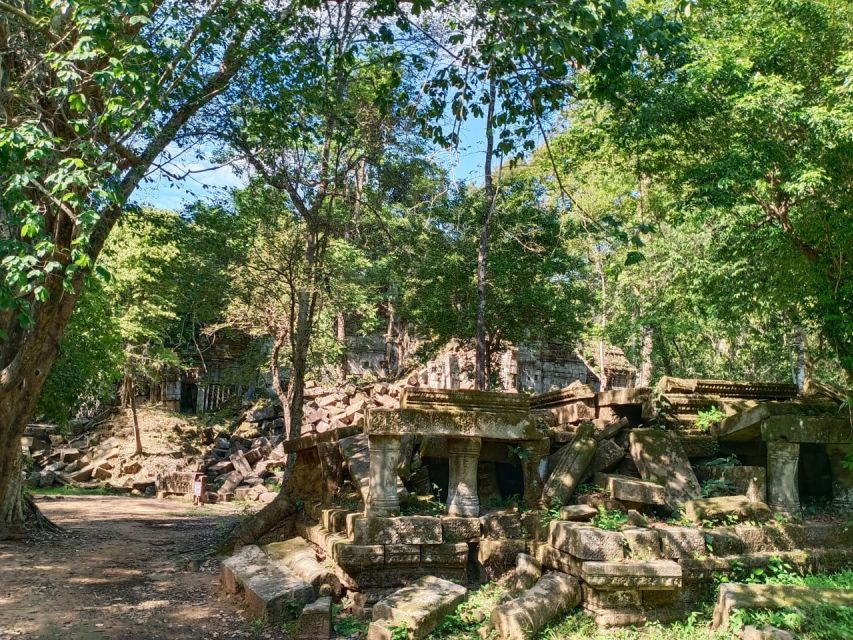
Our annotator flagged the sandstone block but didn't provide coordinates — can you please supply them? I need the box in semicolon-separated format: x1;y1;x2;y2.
334;543;385;571
478;539;528;578
534;544;581;575
265;538;341;598
369;576;467;640
488;572;581;640
541;424;597;506
658;526;706;559
622;527;661;560
548;522;624;561
684;496;771;525
441;516;481;542
349;516;442;545
589;439;625;474
559;504;598;522
294;596;332;640
582;585;642;609
384;544;421;567
421;542;469;567
629;430;701;508
595;473;668;506
512;553;541;591
480;511;525;539
580;560;681;591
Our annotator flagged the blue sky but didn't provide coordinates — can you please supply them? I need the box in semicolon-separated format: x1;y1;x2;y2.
132;116;490;211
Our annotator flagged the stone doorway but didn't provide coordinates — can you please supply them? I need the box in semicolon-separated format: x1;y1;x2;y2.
798;443;835;508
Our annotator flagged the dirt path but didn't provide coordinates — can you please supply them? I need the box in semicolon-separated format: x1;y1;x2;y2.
0;495;276;640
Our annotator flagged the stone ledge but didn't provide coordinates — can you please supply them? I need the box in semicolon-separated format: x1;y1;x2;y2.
580;560;681;591
348;515;443;545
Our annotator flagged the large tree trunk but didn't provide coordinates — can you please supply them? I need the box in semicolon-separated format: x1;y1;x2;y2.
475;76;497;391
0;293;76;537
638;325;653;387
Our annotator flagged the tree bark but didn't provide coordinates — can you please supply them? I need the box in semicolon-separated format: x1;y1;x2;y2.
638;325;653;387
129;379;143;456
475;75;496;391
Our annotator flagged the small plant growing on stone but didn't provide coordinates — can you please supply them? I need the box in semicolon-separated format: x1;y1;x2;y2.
388;620;412;640
700;478;736;498
592;505;627;531
507;445;529;461
695;406;726;431
539;501;562;526
575;482;598;496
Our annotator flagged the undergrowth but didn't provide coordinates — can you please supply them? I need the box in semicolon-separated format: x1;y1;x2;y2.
29;485;137;497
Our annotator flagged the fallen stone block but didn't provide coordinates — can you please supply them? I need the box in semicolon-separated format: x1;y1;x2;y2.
589;439;625;474
368;575;467;640
349;516;442;545
479;539;528;579
580;560;681;591
512;553;541;592
559;504;598;522
595;473;668;506
629;429;701;508
684;495;772;525
741;625;795;640
488;571;581;640
548;521;624;561
542;423;597;506
534;544;581;575
712;582;853;630
265;538;341;598
293;596;332;640
220;544;315;623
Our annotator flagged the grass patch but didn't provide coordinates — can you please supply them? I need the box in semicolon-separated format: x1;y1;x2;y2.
734;604;853;639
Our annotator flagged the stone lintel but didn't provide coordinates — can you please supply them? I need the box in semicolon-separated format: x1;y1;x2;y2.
400;387;530;412
366;407;539;441
761;415;853;444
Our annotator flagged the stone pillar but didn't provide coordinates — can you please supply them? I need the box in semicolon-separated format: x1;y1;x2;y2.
827;444;853;511
522;438;550;508
366;435;401;517
766;440;800;513
447;437;481;517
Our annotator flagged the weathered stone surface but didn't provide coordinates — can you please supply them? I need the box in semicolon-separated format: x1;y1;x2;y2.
334;543;385;571
447;437;481;516
548;522;624;561
559;504;598;522
712;583;853;630
294;596;332;640
542;423;597;506
488;572;581;640
264;538;341;598
629;430;701;508
401;387;530;412
534;544;581;575
741;625;795;640
421;542;469;567
695;465;767;503
762;415;853;444
481;511;525;539
589;439;625;474
384;544;421;567
827;443;853;510
368;406;539;441
580;560;681;590
349;516;442;545
582;585;642;609
713;400;835;441
595;473;668;506
157;471;198;495
684;496;771;525
338;433;371;503
367;434;403;517
220;545;315;623
512;553;541;592
676;432;718;459
441;516;481;542
479;539;528;578
368;575;467;640
622;528;661;560
658;526;705;560
766;440;800;513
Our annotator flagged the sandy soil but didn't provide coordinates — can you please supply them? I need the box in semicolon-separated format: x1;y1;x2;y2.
0;495;277;640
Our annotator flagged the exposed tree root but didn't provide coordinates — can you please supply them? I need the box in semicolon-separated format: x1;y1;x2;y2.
216;492;296;555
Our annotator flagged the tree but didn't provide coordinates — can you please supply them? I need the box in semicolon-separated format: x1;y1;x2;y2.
605;0;853;379
0;0;287;535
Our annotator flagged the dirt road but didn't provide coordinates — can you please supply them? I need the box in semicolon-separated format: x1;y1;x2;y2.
0;495;274;640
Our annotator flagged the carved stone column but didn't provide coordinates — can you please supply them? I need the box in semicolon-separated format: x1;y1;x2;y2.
767;440;800;513
521;438;550;508
447;437;481;517
366;435;401;517
827;444;853;511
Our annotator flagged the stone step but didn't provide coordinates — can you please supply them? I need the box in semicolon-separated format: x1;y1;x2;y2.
264;538;341;598
579;559;682;590
367;575;467;640
711;582;853;630
488;571;581;639
220;545;315;623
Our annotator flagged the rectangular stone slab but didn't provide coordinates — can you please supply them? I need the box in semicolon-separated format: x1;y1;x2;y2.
712;583;853;630
629;429;701;508
368;575;467;640
264;538;341;598
488;572;581;640
348;516;442;545
713;400;837;441
761;415;853;444
541;424;597;506
400;387;530;412
580;560;681;591
595;473;668;506
549;522;625;561
683;495;771;525
366;407;539;441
